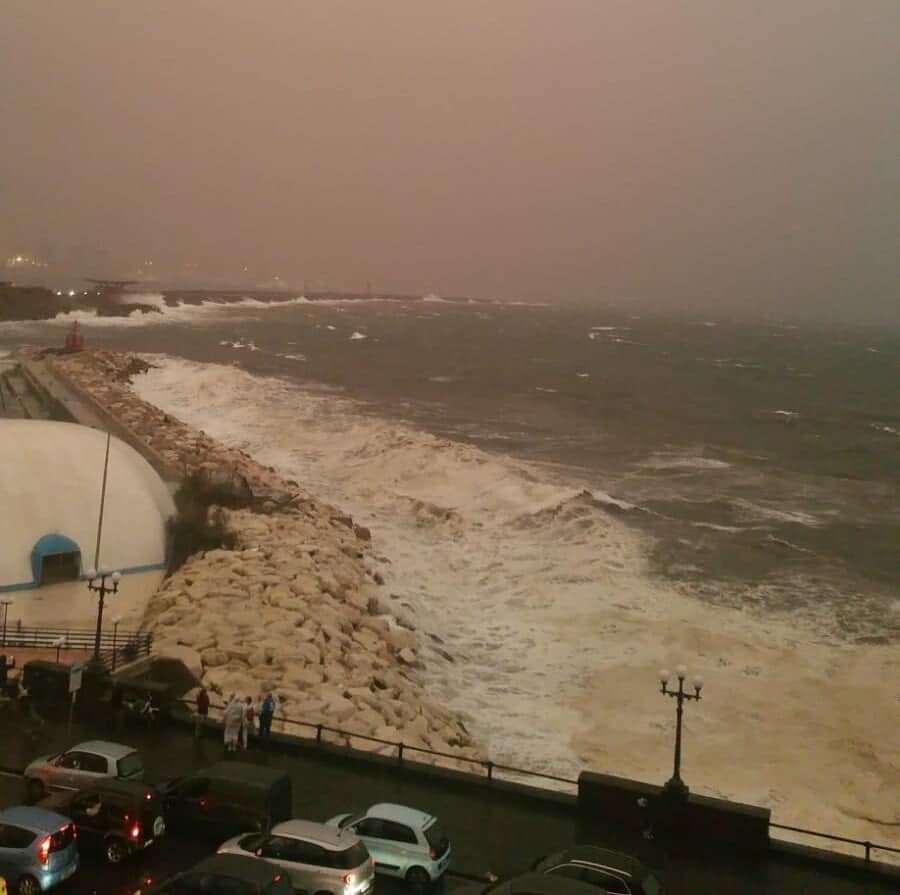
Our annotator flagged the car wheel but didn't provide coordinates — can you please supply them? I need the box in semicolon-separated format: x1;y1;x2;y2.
17;876;41;895
406;867;431;890
106;836;128;864
25;778;45;803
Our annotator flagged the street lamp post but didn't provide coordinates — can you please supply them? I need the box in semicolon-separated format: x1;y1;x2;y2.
53;636;65;664
1;598;14;648
85;569;121;661
658;665;704;799
111;616;122;672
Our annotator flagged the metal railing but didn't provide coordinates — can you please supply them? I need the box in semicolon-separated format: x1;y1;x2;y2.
178;696;899;867
770;821;900;865
179;697;578;789
1;623;152;670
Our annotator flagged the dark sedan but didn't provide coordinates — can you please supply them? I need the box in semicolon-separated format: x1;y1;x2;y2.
532;846;662;895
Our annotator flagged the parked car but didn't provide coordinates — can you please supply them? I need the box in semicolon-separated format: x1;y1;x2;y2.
0;806;79;895
138;853;293;894
39;779;166;865
327;803;450;886
160;762;292;840
532;846;663;895
485;873;607;895
219;819;374;895
24;740;143;801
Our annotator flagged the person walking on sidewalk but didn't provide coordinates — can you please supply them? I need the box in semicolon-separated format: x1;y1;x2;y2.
258;691;276;739
195;687;210;738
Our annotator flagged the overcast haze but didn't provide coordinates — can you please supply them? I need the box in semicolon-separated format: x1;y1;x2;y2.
1;1;898;320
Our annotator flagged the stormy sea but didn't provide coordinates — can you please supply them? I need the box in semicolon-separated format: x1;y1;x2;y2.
2;293;898;844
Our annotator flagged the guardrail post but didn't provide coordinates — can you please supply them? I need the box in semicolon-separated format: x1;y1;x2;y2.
486;761;493;781
316;724;323;745
398;742;404;764
865;841;871;862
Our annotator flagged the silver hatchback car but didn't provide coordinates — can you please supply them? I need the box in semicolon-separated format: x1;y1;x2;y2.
24;741;144;802
0;806;79;895
218;820;374;895
327;804;451;886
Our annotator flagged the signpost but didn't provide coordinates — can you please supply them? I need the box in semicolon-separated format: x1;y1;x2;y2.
69;662;84;694
67;661;83;741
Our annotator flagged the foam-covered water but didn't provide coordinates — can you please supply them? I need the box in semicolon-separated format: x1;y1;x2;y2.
131;354;899;849
4;297;898;848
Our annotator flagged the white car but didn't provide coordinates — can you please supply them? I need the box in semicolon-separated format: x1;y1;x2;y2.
327;803;450;887
24;740;143;801
218;820;375;895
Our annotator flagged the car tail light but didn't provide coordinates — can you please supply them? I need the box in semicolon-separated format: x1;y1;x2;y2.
430;849;437;859
343;873;356;885
130;822;142;840
145;792;153;800
37;835;51;864
371;858;376;867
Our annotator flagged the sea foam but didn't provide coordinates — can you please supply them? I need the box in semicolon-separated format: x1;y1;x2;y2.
131;357;900;850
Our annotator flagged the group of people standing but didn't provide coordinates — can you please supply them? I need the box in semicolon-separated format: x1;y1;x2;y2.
194;687;276;750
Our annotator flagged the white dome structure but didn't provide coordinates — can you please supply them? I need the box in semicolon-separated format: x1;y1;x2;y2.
0;420;175;627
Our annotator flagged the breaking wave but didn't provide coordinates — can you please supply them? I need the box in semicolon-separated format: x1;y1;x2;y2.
131;356;900;850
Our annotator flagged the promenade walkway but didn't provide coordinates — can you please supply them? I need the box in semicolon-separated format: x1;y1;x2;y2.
0;711;895;895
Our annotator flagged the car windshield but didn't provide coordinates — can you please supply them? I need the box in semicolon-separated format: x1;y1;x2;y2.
339;814;364;829
117;751;143;778
238;833;269;851
424;821;449;856
330;842;370;869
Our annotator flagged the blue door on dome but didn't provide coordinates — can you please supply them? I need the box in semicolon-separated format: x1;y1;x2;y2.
30;534;82;586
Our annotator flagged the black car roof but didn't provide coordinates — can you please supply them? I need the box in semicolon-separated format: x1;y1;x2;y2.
537;846;650;881
202;761;290;786
80;778;156;798
192;852;283;882
493;873;604;895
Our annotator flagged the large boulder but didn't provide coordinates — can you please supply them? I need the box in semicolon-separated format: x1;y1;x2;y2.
151;644;203;682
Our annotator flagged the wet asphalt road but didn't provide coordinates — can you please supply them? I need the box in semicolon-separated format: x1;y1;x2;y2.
0;711;897;895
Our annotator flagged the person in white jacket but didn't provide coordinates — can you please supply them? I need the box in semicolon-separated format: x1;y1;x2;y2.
223;695;244;751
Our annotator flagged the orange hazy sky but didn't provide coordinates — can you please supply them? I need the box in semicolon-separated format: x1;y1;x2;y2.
1;1;897;319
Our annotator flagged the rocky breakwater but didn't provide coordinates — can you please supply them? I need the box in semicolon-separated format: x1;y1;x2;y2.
52;350;485;771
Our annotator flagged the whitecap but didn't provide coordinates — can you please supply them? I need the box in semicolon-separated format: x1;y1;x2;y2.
639;454;731;471
428;376;456;383
349;331;367;341
575;372;590;378
733;500;822;527
326;325;337;331
535;387;558;394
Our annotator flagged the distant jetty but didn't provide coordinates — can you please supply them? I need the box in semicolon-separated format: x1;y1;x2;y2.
0;282;492;323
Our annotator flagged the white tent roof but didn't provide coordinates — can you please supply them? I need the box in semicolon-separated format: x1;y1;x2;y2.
0;420;175;591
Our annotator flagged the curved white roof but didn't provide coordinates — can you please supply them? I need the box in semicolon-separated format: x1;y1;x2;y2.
0;420;175;591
